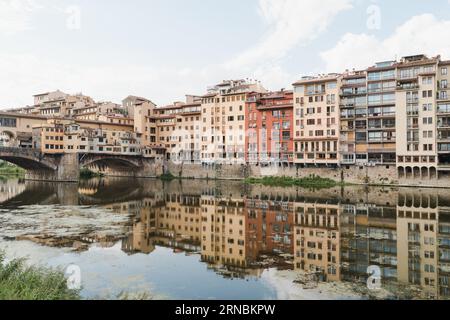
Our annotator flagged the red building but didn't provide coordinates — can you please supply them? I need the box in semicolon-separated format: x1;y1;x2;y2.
246;90;294;164
245;198;294;261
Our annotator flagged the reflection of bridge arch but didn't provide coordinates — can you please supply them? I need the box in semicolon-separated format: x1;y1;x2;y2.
398;191;438;209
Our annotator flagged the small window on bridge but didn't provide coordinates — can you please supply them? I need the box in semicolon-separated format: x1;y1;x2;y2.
0;117;17;128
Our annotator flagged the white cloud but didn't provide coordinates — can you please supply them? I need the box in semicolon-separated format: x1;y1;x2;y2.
226;0;354;69
321;14;450;72
0;52;212;107
0;0;42;34
220;0;354;95
0;0;356;108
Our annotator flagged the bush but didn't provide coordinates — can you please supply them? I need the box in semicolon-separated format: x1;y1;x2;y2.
159;172;176;181
0;253;80;300
245;175;339;189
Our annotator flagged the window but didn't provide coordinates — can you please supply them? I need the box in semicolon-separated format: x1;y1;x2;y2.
294;85;304;93
422;77;432;85
423;117;433;125
423;104;433;112
438;103;450;113
327;82;337;90
306;107;315;114
442;67;448;76
0;117;17;128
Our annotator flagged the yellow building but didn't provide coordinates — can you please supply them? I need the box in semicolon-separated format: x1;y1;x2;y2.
293;75;341;167
294;201;340;282
397;191;439;299
32;122;65;153
200;80;266;164
396;55;440;180
201;195;247;268
437;60;450;177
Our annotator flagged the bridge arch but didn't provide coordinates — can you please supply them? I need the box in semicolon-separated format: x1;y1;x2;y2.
0;147;57;171
80;154;142;172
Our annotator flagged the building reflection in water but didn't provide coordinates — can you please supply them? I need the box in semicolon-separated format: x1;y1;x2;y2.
111;183;450;298
1;177;449;299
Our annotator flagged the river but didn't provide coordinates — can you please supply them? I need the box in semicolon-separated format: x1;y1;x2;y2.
0;176;449;300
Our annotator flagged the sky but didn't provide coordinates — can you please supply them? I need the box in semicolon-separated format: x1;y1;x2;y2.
1;0;450;108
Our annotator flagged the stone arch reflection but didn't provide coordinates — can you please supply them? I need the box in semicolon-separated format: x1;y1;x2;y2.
398;190;438;210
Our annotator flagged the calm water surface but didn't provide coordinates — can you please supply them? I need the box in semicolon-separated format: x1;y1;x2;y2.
0;176;449;300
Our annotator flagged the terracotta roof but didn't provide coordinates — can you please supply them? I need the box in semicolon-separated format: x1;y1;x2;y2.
0;111;47;120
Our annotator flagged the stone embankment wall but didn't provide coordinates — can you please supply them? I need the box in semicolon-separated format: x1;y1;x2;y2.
163;162;400;185
95;160;450;188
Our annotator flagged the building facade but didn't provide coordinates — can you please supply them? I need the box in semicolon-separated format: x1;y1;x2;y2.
200;80;266;164
293;75;341;167
246;90;294;164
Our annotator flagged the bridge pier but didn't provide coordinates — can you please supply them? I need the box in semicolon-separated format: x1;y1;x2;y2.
25;153;79;182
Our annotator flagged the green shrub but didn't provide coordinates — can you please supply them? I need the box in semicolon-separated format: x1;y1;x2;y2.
0;253;81;300
245;175;340;189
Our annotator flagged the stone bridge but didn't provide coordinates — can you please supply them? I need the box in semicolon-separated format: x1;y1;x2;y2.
0;147;160;182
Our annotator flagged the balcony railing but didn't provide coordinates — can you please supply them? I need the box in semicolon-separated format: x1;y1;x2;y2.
340;113;355;119
407;110;419;116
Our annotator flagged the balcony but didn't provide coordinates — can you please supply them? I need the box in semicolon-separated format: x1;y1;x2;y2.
438;121;450;129
340;103;355;108
340;126;354;132
438;135;450;143
397;84;420;91
340;89;367;97
341;158;356;165
407;109;419;116
306;90;325;96
341;112;355;119
438;106;450;115
437;92;449;101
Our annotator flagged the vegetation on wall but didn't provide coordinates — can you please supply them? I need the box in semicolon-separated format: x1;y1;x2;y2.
159;172;176;181
245;175;341;189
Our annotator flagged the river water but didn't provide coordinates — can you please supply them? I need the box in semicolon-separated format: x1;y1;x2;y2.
0;176;449;300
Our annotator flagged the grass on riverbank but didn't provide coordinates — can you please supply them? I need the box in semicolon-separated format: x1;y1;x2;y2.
245;175;341;189
0;253;81;300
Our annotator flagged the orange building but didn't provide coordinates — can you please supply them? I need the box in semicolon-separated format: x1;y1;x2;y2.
246;90;294;164
245;198;294;261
